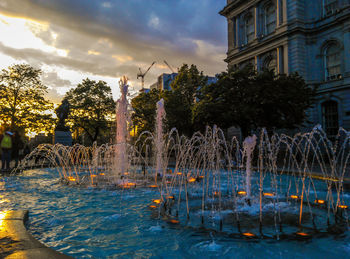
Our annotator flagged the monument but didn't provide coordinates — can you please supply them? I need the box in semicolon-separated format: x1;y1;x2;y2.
54;98;72;146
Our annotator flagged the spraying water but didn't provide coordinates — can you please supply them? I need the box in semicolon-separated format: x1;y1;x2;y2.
243;135;257;198
115;76;130;179
155;98;166;183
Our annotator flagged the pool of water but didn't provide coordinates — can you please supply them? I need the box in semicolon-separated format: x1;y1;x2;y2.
1;169;349;258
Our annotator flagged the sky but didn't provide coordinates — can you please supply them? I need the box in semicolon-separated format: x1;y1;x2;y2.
0;0;227;102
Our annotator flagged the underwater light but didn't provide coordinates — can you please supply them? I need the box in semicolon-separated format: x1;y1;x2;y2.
99;173;105;176
169;219;179;224
338;205;348;209
296;232;310;237
121;182;136;188
242;232;256;237
176;172;182;175
315;199;325;204
263;193;274;197
153;199;161;204
149;205;157;208
166;196;174;199
90;174;97;178
238;191;247;196
188;178;196;183
67;176;76;182
290;195;299;199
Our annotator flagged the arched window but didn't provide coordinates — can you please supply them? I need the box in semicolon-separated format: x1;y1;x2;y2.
245;14;255;44
325;43;341;80
265;3;276;34
322;100;339;139
239;58;255;70
324;0;338;16
263;55;277;73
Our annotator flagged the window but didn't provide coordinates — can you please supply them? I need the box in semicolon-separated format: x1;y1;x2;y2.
322;100;339;139
265;3;276;34
325;44;341;80
245;14;255;44
324;0;338;16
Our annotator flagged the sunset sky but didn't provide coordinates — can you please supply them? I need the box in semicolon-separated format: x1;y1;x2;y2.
0;0;227;102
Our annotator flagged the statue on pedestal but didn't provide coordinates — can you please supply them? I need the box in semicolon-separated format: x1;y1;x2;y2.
54;98;72;146
55;98;70;131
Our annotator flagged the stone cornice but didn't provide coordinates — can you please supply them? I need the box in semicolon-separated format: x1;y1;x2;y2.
225;30;289;63
219;0;255;17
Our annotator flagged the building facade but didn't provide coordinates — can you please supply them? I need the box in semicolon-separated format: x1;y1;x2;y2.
149;73;217;91
150;73;178;91
220;0;350;137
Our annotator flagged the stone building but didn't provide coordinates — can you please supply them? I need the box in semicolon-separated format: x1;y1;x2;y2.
220;0;350;138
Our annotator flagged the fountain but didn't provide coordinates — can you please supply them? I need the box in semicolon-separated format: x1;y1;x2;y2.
155;98;166;184
18;121;350;238
243;134;257;199
115;76;130;179
7;77;350;257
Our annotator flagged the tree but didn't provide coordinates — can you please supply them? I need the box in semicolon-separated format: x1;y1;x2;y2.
131;88;161;138
193;66;316;137
0;64;55;135
65;78;116;144
164;64;208;136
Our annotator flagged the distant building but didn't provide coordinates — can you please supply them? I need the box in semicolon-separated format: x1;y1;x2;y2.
139;88;151;94
149;73;217;91
220;0;350;138
150;73;178;91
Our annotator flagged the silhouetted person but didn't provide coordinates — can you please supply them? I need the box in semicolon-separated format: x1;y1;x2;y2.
0;130;13;171
12;131;24;168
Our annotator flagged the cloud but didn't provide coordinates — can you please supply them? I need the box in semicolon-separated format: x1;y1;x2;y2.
148;14;160;30
0;0;228;94
41;71;72;88
45;87;64;104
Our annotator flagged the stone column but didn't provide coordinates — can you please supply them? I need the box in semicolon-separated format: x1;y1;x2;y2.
237;16;241;46
283;44;289;74
282;0;287;23
343;24;350;76
277;46;284;74
228;18;235;51
255;6;259;38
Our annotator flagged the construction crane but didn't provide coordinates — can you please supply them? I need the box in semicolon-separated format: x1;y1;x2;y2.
163;60;175;73
137;61;156;90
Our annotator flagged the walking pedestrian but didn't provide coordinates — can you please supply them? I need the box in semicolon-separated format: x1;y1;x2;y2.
12;131;24;168
0;130;14;171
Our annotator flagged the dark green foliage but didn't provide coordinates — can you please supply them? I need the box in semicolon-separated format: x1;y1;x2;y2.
194;66;316;137
164;64;208;136
131;88;161;136
65;78;115;144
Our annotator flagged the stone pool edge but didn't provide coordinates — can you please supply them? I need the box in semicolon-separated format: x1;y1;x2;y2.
0;210;73;259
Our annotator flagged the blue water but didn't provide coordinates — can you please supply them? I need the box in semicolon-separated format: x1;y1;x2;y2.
1;169;349;258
